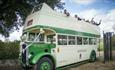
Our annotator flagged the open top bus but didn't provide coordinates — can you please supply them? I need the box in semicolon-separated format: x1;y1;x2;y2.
19;3;100;70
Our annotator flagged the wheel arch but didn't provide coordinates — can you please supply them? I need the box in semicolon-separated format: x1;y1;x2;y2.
89;50;96;62
40;55;56;68
90;50;96;56
30;53;56;66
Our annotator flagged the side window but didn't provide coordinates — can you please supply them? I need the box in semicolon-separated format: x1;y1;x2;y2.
47;35;54;42
89;38;97;45
77;37;82;45
63;35;67;45
83;37;89;45
29;33;35;41
94;38;97;45
58;35;67;45
89;38;93;45
68;36;75;45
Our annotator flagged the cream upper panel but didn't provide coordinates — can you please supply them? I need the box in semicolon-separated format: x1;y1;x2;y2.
23;3;100;35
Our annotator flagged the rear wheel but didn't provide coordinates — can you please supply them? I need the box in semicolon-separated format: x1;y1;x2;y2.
34;57;54;70
90;51;96;62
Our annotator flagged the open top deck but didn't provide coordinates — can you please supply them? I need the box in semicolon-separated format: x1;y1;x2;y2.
23;3;100;38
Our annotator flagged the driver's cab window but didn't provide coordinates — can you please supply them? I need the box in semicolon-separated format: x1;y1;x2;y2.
28;33;44;42
36;33;44;42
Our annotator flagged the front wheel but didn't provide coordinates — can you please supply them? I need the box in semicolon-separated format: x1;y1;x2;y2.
34;57;54;70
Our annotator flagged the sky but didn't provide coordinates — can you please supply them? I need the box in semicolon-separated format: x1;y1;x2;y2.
63;0;115;33
0;0;115;41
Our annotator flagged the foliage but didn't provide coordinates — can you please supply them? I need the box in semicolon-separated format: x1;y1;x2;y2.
0;40;20;59
0;0;64;37
98;35;115;51
98;41;104;51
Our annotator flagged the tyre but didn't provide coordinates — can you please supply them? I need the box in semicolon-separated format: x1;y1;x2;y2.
90;51;96;62
34;57;54;70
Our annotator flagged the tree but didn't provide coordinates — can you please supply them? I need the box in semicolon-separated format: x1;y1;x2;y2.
0;0;64;37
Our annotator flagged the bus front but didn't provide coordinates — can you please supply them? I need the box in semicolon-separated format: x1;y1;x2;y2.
19;27;57;70
19;4;57;69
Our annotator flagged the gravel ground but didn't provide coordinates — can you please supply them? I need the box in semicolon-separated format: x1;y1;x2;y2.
0;51;115;70
66;61;115;70
0;60;115;70
0;59;22;70
66;51;115;70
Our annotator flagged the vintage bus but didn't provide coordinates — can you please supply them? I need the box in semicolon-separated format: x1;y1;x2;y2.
19;3;100;70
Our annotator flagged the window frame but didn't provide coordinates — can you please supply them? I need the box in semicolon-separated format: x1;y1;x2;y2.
57;34;98;46
77;36;83;45
68;36;76;45
83;37;89;45
58;35;67;45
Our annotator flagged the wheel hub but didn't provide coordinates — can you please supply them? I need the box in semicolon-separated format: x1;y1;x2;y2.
41;62;50;70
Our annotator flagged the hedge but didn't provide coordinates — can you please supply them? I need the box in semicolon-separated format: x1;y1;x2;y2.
0;40;20;59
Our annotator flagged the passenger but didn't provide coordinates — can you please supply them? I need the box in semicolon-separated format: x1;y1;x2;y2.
95;20;101;26
91;18;95;24
74;15;78;18
64;9;67;14
78;17;82;21
74;15;81;20
64;9;70;17
91;18;101;26
85;20;90;23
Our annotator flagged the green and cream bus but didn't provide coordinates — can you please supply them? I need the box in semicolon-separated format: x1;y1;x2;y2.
19;3;100;70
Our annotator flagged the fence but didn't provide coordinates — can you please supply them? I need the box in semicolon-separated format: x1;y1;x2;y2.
103;32;115;62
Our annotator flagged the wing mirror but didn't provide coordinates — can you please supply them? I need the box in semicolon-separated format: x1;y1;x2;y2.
21;34;27;42
40;28;45;34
